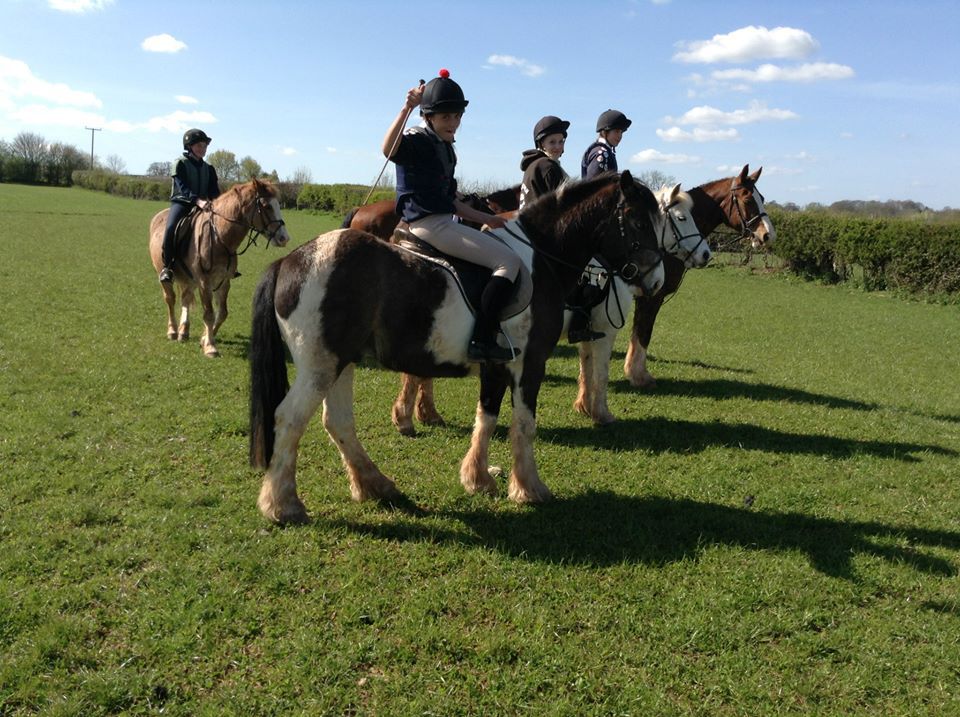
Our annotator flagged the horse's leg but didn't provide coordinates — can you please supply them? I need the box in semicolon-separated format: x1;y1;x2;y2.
211;280;230;338
574;332;618;425
625;294;664;388
508;360;552;503
178;287;193;342
258;363;329;525
324;365;401;501
415;378;445;426
459;366;508;496
197;285;220;357
391;374;419;437
160;282;178;340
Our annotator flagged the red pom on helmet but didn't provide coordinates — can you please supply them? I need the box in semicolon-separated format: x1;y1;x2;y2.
439;68;450;78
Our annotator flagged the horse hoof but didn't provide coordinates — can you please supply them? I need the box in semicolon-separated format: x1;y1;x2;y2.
261;499;310;526
178;332;190;343
167;330;178;341
508;481;553;504
593;414;617;427
396;423;417;438
416;410;446;427
628;373;656;389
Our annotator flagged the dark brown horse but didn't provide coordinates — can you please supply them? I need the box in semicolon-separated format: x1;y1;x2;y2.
148;179;291;357
249;172;663;524
340;186;520;235
624;164;775;387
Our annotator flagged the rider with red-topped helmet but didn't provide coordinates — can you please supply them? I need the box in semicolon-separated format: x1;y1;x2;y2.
383;70;520;363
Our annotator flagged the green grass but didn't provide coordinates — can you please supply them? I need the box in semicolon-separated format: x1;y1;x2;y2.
1;183;959;715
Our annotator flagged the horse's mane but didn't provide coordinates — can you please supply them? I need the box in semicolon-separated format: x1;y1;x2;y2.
655;185;694;213
520;172;657;249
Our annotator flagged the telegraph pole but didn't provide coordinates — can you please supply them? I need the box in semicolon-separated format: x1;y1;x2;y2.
84;126;101;169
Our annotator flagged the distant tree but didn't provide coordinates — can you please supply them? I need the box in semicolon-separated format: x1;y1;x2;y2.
207;149;239;183
104;154;126;174
636;169;677;190
239;155;263;181
9;132;46;183
289;165;312;184
45;142;86;186
146;161;172;177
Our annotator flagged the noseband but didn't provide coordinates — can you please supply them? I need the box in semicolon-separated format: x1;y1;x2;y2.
730;184;769;240
659;200;707;263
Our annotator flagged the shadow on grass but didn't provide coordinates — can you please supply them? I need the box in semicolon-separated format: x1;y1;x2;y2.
323;491;960;581
538;416;955;462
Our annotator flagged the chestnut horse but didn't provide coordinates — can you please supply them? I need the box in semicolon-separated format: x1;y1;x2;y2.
393;182;709;433
625;164;775;387
148;179;291;357
249;171;664;524
340;185;521;236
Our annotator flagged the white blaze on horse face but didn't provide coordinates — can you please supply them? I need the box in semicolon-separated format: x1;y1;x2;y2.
268;197;291;247
752;191;776;248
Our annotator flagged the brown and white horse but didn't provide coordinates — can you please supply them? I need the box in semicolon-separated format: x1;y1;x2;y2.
249;171;664;524
392;182;709;433
148;179;291;357
625;164;775;387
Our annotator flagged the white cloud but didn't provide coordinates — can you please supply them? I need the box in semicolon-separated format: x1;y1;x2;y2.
281;147;297;156
142;34;187;54
485;54;545;78
0;55;101;108
49;0;114;12
141;110;216;133
673;26;817;64
175;95;199;104
631;149;700;165
840;131;854;139
712;62;854;83
656;126;739;142
668;100;798;126
11;104;103;127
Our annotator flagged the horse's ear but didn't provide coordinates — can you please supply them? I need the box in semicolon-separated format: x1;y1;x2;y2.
670;183;681;203
749;166;762;183
619;170;637;196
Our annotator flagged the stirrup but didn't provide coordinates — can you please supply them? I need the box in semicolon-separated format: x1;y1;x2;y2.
467;339;519;364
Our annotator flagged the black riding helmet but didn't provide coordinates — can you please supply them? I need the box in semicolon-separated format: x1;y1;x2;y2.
183;128;212;149
533;115;570;147
420;69;469;115
595;109;632;133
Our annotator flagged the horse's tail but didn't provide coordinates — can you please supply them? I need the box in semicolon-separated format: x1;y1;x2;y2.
340;207;358;229
249;259;289;469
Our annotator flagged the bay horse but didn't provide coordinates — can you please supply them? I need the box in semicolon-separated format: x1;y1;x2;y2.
625;164;775;387
148;179;291;357
249;171;664;524
392;181;709;434
340;185;521;236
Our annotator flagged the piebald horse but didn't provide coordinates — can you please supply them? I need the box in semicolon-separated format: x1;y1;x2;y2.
249;171;664;524
392;182;710;434
625;164;775;387
148;179;291;357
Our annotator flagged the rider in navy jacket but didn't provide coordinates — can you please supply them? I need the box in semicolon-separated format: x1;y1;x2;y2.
581;109;632;179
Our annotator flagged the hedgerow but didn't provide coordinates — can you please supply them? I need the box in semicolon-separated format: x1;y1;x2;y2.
769;208;960;300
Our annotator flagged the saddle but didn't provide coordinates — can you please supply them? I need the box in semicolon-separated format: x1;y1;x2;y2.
392;227;533;320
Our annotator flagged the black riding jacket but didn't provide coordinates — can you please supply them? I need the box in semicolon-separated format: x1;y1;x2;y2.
170;152;221;206
519;149;568;209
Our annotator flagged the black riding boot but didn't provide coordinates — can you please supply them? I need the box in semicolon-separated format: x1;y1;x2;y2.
567;283;605;343
468;275;521;363
159;203;188;283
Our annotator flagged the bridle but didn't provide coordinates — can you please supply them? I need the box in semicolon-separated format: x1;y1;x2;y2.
728;182;769;241
613;199;663;285
207;186;287;254
658;197;708;264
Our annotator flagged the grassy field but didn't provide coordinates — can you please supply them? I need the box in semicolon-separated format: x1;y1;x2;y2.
1;183;959;716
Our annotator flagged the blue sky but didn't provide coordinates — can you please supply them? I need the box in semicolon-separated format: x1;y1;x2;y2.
2;0;958;209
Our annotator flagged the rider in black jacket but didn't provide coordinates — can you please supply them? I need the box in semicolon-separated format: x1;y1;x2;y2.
158;128;221;283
